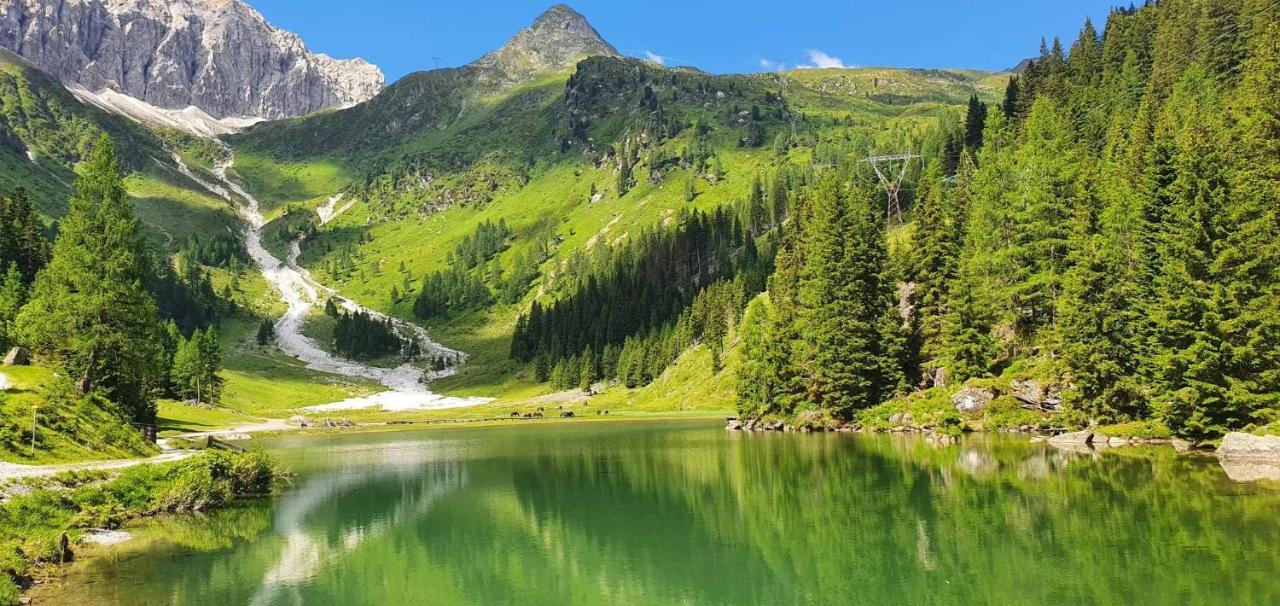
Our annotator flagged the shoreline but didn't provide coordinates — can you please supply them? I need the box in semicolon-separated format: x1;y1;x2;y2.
1;410;731;480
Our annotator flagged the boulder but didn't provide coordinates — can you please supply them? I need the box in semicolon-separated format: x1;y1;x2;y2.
1042;387;1064;412
3;346;28;366
1049;430;1093;445
952;387;995;415
888;413;905;425
1217;433;1280;461
287;415;311;428
1010;378;1044;406
725;418;742;431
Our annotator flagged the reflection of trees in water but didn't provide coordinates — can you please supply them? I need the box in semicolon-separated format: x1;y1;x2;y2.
46;429;1280;605
489;432;1280;605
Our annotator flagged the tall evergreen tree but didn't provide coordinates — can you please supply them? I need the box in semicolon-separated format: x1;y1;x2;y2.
17;135;162;423
797;175;899;417
963;95;988;151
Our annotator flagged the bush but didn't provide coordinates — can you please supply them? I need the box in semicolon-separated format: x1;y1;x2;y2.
0;575;20;606
150;450;280;513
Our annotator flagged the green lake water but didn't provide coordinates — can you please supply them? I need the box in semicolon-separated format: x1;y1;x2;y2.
37;420;1280;605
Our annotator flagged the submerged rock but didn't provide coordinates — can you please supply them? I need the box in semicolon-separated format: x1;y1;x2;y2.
1219;459;1280;483
83;529;132;546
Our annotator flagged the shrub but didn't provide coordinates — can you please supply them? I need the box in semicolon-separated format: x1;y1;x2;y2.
0;575;20;606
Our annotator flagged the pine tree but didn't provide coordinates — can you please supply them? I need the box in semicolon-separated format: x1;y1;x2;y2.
943;273;995;384
963;95;988;151
1148;68;1237;440
257;319;275;345
1005;98;1078;341
798;176;897;417
17;135;162;423
0;264;25;349
747;175;767;234
769;172;789;226
735;295;776;417
1211;17;1280;429
0;187;49;282
1058;166;1147;421
906;161;960;379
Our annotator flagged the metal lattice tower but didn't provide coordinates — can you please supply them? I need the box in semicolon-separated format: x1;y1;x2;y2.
863;153;919;226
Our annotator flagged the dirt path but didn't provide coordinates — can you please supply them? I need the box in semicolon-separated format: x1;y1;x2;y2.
0;450;195;481
0;419;309;481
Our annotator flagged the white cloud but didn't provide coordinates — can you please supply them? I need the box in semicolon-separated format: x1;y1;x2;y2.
759;58;787;72
642;50;666;66
800;49;848;69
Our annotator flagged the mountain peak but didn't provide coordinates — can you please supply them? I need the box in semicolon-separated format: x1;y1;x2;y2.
0;0;385;120
475;4;617;77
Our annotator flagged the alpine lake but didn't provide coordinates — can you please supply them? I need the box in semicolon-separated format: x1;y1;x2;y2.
32;419;1280;605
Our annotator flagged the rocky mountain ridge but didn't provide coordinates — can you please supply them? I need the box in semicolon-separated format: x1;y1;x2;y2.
472;4;619;88
0;0;385;120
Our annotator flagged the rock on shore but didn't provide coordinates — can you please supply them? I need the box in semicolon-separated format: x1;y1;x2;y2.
1217;433;1280;461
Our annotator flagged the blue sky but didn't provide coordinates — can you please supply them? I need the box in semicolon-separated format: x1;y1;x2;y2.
248;1;1121;82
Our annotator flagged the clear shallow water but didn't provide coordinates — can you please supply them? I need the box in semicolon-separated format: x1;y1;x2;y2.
38;421;1280;605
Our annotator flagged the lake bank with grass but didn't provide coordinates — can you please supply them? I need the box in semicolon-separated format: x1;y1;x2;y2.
0;450;284;605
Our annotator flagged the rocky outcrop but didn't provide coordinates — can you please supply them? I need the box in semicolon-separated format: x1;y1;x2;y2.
473;4;618;89
3;346;27;365
0;0;384;119
952;386;995;414
1217;433;1280;461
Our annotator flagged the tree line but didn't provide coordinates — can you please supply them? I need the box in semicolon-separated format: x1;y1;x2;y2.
511;198;777;389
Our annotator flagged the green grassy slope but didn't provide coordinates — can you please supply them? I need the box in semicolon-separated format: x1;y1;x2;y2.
0;49;243;254
222;57;1002;411
0;366;158;463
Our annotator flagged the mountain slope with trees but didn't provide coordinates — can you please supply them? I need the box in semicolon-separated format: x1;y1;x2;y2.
736;0;1280;441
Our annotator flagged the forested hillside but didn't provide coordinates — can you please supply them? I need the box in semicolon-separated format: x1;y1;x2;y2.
232;50;998;406
736;0;1279;441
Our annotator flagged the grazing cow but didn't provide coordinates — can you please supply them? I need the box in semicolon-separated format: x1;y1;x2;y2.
510;411;520;418
533;412;544;419
560;411;575;418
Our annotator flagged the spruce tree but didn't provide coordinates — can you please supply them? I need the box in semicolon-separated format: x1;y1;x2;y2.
0;264;25;349
17;135;162;423
1148;68;1237;439
735;295;776;417
943;272;995;384
963;95;988;151
1214;17;1280;427
0;187;49;282
798;176;897;417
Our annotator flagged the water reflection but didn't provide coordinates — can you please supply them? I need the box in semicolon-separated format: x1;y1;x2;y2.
250;446;465;605
39;423;1280;606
